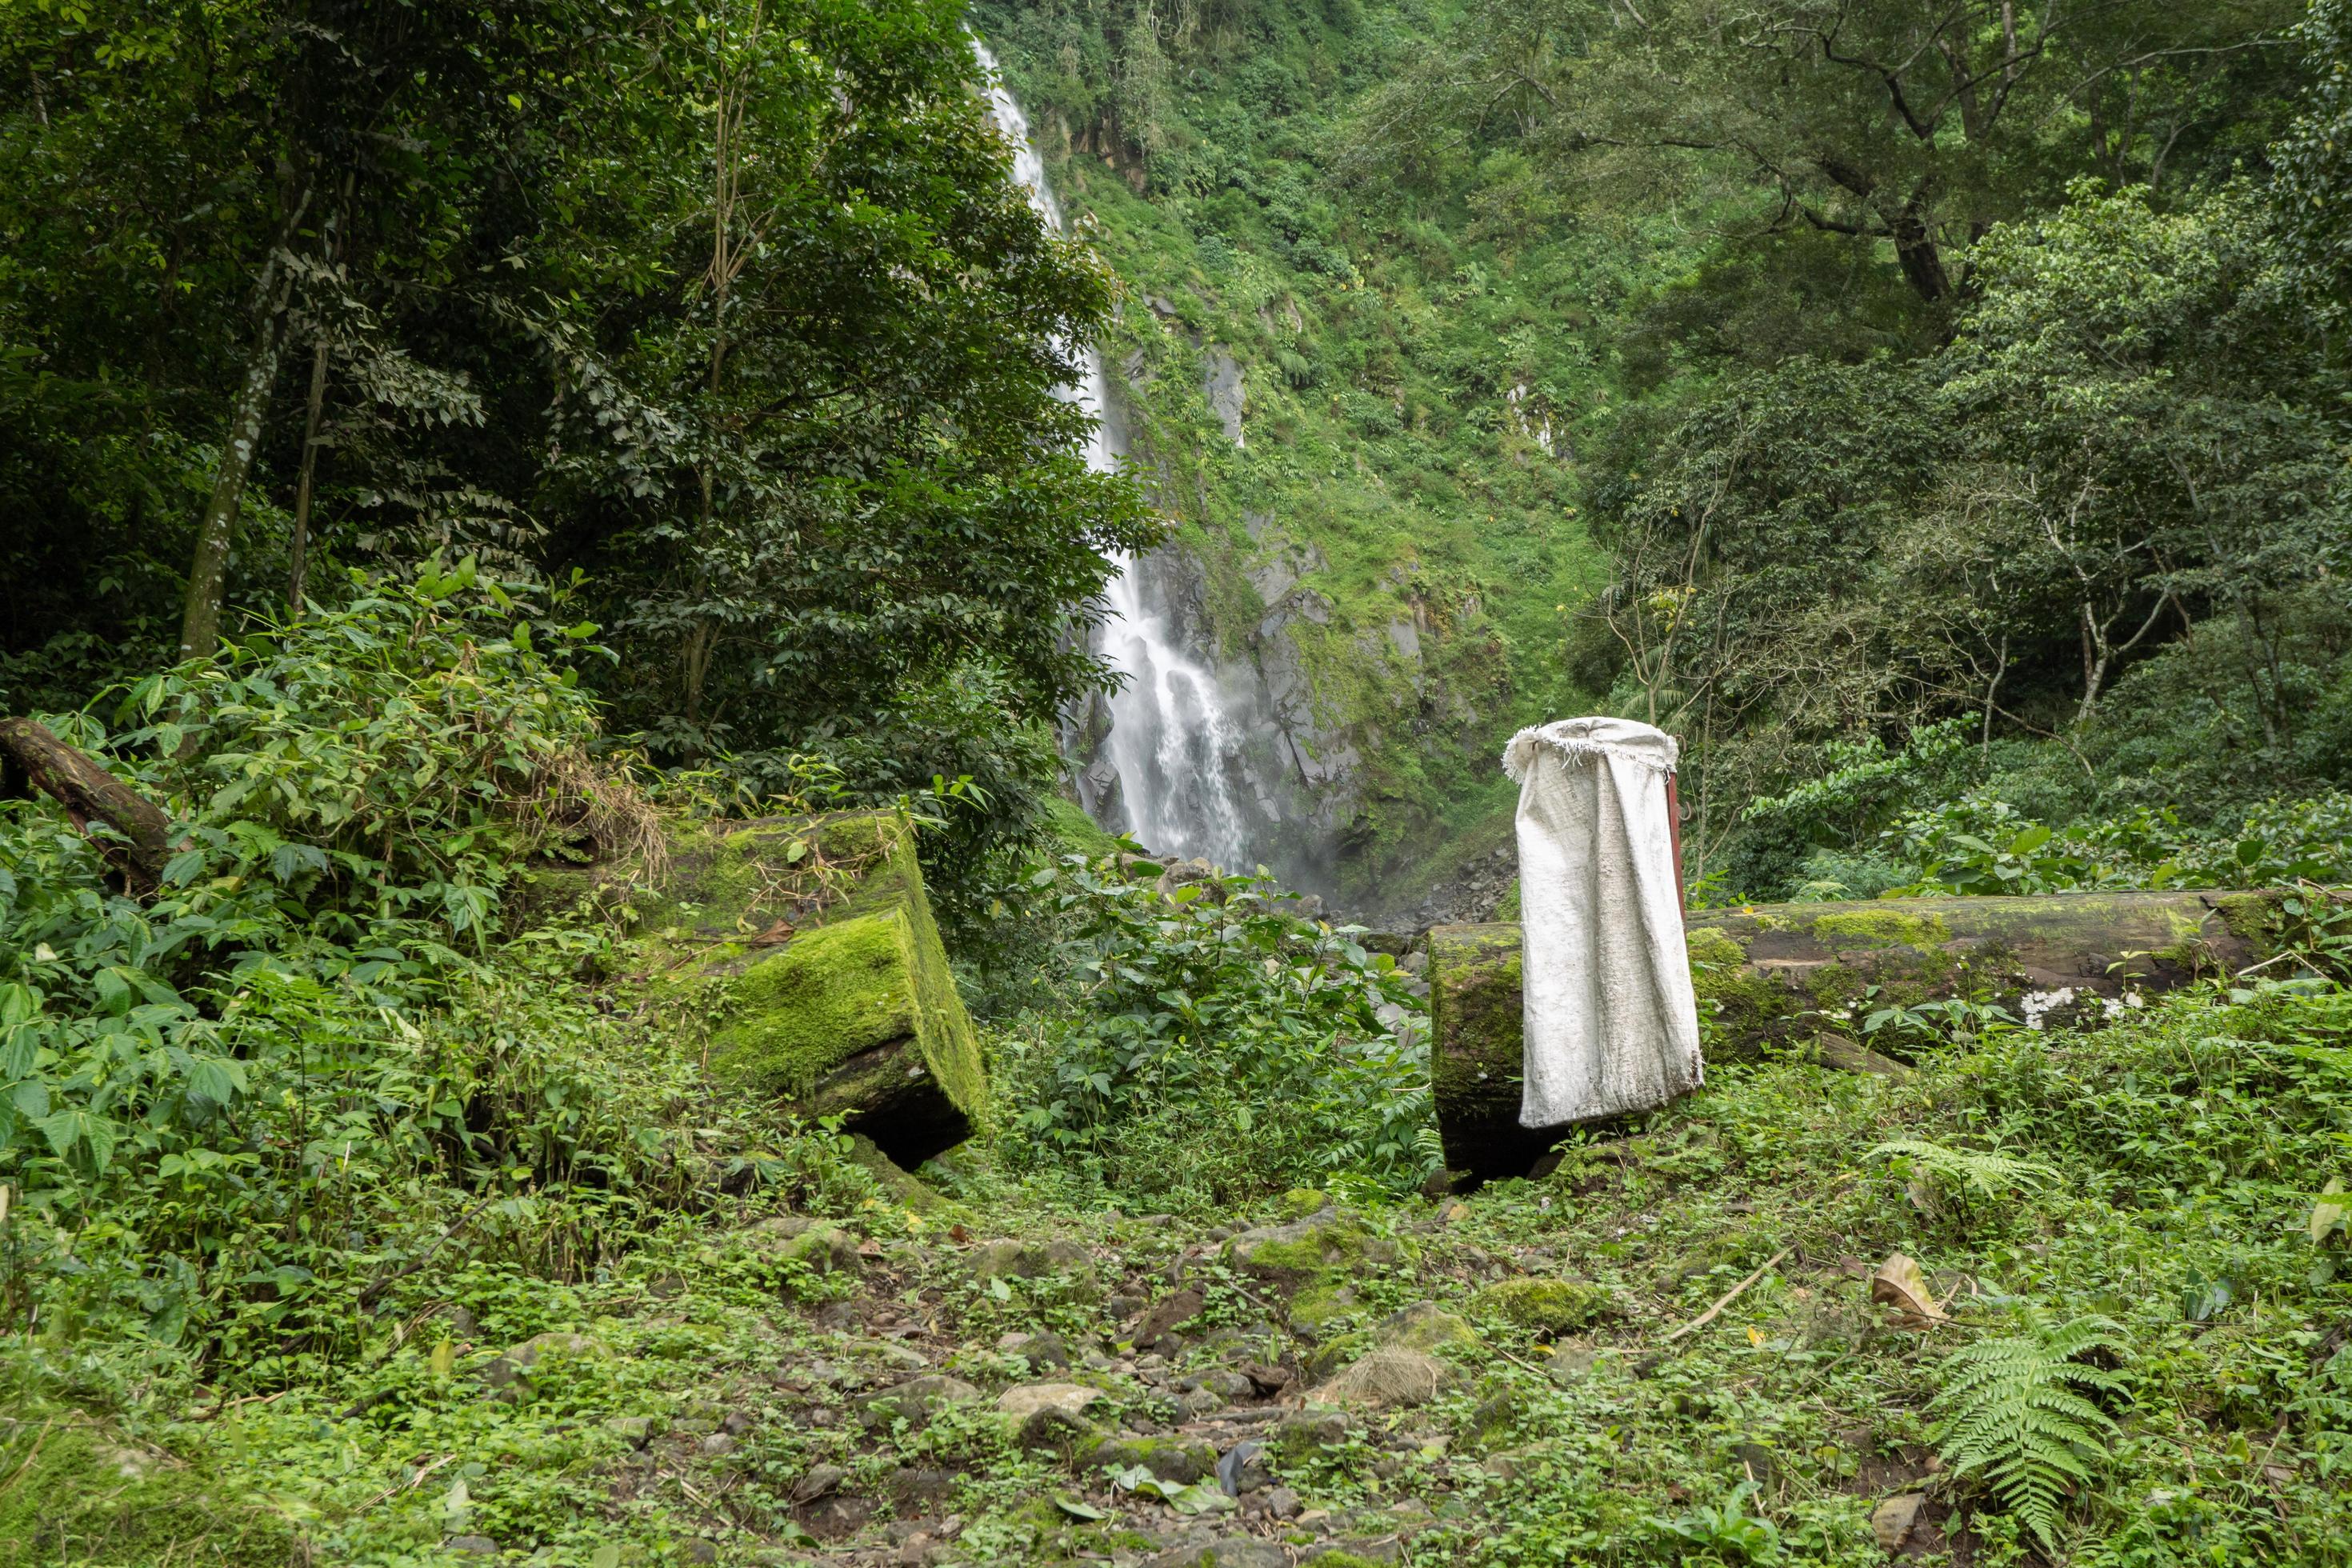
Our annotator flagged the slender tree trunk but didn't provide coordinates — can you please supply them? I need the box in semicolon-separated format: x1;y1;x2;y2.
288;338;330;614
1980;633;2009;759
179;210;303;663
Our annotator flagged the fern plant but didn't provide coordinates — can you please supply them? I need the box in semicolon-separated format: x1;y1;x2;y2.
1929;1313;2129;1550
1870;1138;2058;1204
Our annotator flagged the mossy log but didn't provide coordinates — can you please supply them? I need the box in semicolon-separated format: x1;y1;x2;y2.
532;811;986;1169
1430;890;2279;1182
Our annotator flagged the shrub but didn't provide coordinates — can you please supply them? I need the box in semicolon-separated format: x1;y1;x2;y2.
994;856;1433;1205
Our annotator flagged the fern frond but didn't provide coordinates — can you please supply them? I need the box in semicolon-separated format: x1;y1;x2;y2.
1870;1138;2058;1201
1929;1312;2127;1550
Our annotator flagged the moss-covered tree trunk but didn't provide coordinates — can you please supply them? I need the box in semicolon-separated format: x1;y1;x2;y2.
1430;890;2278;1183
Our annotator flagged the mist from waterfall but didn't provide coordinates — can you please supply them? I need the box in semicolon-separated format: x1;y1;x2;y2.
977;45;1256;870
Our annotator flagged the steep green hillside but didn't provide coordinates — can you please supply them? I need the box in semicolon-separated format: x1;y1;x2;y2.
975;0;1682;912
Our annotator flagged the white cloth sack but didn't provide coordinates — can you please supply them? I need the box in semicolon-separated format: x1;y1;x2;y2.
1504;717;1703;1129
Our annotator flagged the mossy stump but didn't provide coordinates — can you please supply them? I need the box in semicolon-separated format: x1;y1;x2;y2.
553;810;986;1170
1430;889;2274;1183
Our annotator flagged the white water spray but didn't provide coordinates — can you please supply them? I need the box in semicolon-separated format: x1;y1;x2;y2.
977;45;1254;869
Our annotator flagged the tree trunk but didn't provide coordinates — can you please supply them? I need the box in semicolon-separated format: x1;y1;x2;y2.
288;338;330;614
180;267;296;662
1427;890;2278;1183
0;718;176;890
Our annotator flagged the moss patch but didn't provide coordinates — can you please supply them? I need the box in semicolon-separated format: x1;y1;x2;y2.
1228;1206;1403;1285
1808;907;1952;950
0;1417;297;1568
703;814;985;1135
1470;1278;1619;1334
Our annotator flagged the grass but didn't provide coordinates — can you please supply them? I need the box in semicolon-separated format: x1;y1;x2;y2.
10;974;2349;1564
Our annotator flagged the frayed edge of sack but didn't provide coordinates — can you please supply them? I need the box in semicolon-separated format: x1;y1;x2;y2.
1502;726;1678;784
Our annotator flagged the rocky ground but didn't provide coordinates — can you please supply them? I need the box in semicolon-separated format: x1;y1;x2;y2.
50;983;2340;1567
181;1068;1994;1568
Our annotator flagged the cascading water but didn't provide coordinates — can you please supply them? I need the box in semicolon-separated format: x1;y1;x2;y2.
977;45;1257;870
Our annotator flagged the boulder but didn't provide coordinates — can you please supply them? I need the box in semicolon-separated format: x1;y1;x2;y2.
1226;1205;1402;1288
1430;890;2276;1180
532;811;988;1169
994;1382;1104;1421
1087;1434;1220;1485
1374;1302;1478;1355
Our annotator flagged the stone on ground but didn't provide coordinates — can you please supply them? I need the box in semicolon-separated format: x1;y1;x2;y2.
553;810;987;1169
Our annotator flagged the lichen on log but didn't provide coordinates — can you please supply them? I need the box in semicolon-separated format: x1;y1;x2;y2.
1430;889;2275;1183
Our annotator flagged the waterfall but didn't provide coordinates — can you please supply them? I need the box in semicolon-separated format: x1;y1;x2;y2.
977;45;1257;870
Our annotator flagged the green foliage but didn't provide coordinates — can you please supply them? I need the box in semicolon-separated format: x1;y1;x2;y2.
0;0;1151;895
1870;1139;2057;1214
1930;1313;2130;1550
0;571;713;1371
1881;792;2352;899
995;854;1430;1203
1650;1477;1782;1564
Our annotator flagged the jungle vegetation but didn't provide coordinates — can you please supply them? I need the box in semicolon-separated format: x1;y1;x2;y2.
2;2;2352;1566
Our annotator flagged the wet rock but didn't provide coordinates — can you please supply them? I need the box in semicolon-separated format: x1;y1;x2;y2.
1264;1486;1302;1519
683;1541;720;1564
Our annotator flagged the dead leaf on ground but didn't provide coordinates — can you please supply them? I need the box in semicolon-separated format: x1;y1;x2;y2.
1870;1252;1949;1328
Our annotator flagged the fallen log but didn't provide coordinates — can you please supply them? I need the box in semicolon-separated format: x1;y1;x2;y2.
527;810;986;1171
0;716;175;889
1429;890;2280;1183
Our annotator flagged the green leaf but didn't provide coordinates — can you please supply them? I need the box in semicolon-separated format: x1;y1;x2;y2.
1054;1498;1106;1521
2312;1177;2347;1243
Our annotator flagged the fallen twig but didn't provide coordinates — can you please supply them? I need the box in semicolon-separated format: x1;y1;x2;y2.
1662;1246;1794;1344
